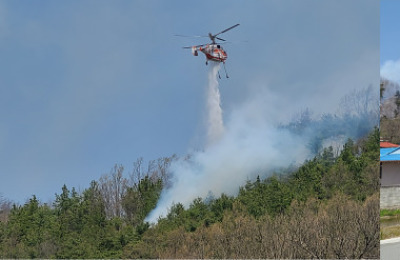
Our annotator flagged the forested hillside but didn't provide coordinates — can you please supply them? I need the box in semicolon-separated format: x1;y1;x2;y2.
381;78;400;143
0;128;379;258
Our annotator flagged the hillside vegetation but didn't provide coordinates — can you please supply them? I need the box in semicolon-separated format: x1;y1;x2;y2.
381;78;400;143
0;128;379;258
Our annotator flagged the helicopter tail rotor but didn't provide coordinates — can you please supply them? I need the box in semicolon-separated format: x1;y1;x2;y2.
191;46;198;56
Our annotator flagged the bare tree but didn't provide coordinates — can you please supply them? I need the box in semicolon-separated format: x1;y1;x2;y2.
0;194;12;222
130;157;144;187
339;85;376;118
99;164;127;218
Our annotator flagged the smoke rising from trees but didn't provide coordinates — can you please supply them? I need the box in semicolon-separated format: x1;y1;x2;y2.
381;59;400;83
146;64;378;223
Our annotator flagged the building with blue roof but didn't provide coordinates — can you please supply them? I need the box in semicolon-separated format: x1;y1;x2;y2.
381;147;400;162
381;147;400;186
381;145;400;209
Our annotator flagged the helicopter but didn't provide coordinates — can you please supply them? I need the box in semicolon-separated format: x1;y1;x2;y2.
178;24;240;78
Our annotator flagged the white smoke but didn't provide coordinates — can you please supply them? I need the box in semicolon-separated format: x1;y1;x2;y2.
381;59;400;83
206;62;224;146
145;65;310;223
381;59;400;105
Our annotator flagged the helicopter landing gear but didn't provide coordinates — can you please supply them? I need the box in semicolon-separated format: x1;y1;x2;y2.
223;62;229;78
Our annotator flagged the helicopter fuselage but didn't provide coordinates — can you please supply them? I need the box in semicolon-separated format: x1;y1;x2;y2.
193;44;227;63
181;24;239;78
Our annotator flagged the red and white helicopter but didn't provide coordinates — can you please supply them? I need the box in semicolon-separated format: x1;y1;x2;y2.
178;24;240;78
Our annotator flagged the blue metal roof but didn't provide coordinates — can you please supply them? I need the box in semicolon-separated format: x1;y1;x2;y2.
381;148;398;156
381;147;400;161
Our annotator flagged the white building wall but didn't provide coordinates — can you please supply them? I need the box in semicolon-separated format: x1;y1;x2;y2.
381;186;400;209
381;162;400;186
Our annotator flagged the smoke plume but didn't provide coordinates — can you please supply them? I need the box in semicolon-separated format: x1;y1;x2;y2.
381;59;400;83
145;64;309;223
144;65;378;224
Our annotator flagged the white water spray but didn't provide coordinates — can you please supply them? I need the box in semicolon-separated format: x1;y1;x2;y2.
206;62;224;146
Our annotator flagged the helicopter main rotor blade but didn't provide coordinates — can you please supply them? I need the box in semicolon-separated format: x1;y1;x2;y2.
182;43;207;49
174;34;208;38
215;37;226;41
214;23;240;37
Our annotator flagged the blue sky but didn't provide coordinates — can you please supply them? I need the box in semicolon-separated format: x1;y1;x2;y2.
0;0;378;204
381;0;400;82
381;0;400;64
